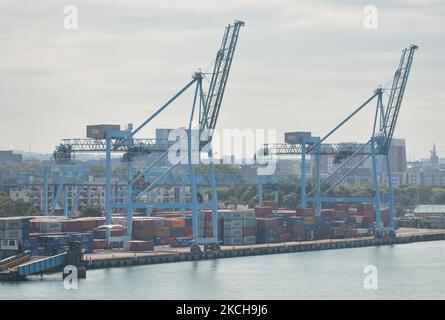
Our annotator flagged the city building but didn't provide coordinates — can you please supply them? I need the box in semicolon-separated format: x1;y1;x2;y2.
407;144;445;186
0;151;23;164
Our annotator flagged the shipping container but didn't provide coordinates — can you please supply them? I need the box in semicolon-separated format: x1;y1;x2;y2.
256;230;279;244
30;219;62;233
154;236;170;246
93;239;106;250
223;228;243;237
304;216;315;225
124;240;154;251
154;227;171;237
218;210;244;220
223;237;243;246
254;206;273;217
243;227;256;236
243;217;257;228
279;233;292;242
171;227;186;238
172;237;192;248
295;208;315;217
287;216;305;225
223;220;243;228
243;236;256;245
165;218;186;228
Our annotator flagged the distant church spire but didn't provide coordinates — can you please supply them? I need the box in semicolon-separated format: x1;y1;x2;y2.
431;143;439;165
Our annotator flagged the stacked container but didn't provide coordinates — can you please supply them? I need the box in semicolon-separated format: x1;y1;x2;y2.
219;210;244;245
357;203;375;228
243;210;256;245
256;217;282;244
166;218;186;239
333;204;349;220
198;210;213;239
254;206;273;217
184;216;193;237
132;217;164;241
287;216;305;240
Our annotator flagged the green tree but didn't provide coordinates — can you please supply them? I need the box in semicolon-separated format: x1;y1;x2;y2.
0;192;41;217
80;204;102;217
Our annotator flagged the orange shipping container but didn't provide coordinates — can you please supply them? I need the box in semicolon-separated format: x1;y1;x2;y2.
254;206;273;217
304;216;315;225
154;227;171;237
93;239;106;250
165;218;186;228
296;208;315;217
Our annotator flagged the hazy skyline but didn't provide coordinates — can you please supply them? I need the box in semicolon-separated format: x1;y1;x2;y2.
1;0;444;160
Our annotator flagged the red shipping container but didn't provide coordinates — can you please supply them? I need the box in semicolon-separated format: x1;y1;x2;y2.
295;208;315;217
185;226;193;237
93;239;106;250
279;233;292;242
125;240;154;251
243;227;256;236
335;204;349;212
254;207;273;217
61;220;81;232
154;227;171;237
165;218;186;228
289;224;305;234
132;228;155;240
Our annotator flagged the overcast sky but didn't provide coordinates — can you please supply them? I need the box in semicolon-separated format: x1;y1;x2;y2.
1;0;444;160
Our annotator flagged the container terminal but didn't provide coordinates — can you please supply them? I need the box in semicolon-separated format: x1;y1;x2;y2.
0;20;431;281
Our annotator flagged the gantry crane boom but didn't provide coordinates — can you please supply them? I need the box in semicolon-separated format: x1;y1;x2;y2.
260;45;418;158
379;44;418;153
200;20;245;140
53;20;245;163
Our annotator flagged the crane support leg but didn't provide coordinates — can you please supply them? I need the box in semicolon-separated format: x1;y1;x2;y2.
385;153;396;230
370;137;382;236
209;148;219;245
105;136;112;243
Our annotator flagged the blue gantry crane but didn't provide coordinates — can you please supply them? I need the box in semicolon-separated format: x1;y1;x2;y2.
258;45;418;237
51;20;245;251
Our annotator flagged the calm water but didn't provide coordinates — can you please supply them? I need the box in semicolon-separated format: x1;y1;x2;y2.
1;241;445;300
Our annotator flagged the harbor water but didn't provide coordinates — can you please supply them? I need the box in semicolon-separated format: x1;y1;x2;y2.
1;240;445;300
